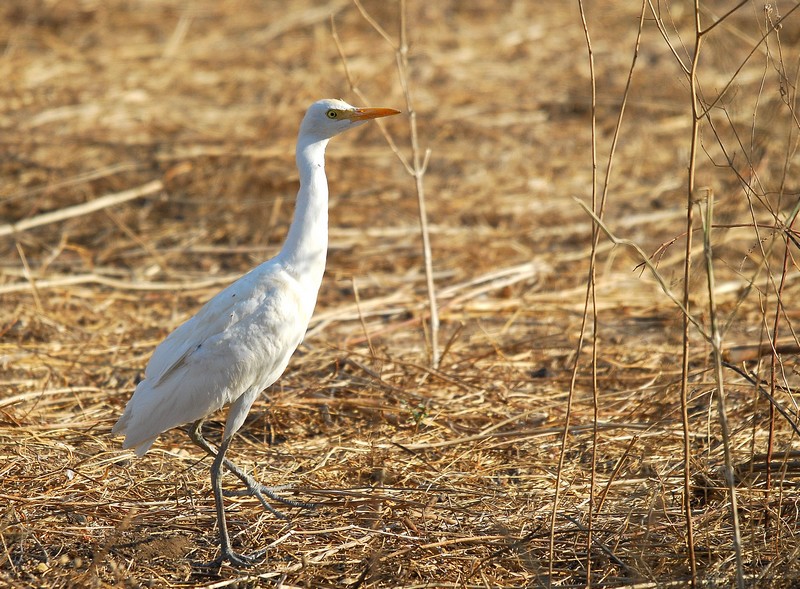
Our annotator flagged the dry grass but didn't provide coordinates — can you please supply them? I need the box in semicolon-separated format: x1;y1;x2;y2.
2;0;800;587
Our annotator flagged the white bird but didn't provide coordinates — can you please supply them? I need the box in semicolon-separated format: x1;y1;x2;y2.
112;99;400;566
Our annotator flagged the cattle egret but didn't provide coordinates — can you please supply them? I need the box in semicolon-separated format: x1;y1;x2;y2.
112;99;400;565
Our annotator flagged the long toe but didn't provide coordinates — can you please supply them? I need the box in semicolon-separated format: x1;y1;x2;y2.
221;486;290;519
253;483;317;510
222;477;317;514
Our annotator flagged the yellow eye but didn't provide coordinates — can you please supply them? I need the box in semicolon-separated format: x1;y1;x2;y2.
326;110;338;119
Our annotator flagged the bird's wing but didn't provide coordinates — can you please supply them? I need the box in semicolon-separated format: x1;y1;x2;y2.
145;264;281;386
114;262;312;454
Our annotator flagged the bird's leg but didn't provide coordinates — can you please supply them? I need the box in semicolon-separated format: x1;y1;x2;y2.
188;419;216;455
187;421;315;519
206;434;264;567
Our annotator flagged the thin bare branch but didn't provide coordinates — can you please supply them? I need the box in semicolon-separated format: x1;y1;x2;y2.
574;197;709;343
699;0;750;36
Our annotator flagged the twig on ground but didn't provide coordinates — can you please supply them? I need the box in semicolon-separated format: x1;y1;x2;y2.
0;180;163;239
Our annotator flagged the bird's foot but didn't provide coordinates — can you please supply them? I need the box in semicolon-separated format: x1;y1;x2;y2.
220;456;317;515
198;546;267;569
187;422;316;516
223;477;317;518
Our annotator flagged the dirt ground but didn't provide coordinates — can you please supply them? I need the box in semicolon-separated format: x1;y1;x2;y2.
2;1;800;587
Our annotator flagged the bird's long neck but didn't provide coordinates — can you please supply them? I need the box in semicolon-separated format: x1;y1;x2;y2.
277;136;330;291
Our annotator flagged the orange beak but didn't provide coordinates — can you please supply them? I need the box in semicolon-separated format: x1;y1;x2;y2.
348;107;401;121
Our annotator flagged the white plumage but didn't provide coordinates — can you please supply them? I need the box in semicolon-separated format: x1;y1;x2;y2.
112;99;399;566
113;266;307;455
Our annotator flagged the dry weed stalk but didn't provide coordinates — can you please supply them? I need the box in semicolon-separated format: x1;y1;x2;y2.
334;0;440;368
698;189;744;587
760;4;800;553
655;3;798;585
581;1;800;586
682;3;707;584
549;0;599;583
553;2;648;585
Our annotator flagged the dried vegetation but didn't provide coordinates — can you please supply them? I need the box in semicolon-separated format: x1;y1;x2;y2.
2;1;800;587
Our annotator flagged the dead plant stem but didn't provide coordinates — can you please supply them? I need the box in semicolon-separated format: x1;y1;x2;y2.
765;7;800;549
582;0;599;583
562;3;647;582
690;3;745;584
352;277;376;359
591;3;646;584
348;0;440;368
698;191;744;588
549;1;598;583
767;212;796;538
680;3;702;582
396;0;439;368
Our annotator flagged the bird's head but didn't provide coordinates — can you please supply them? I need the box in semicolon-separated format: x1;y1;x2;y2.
299;98;400;141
